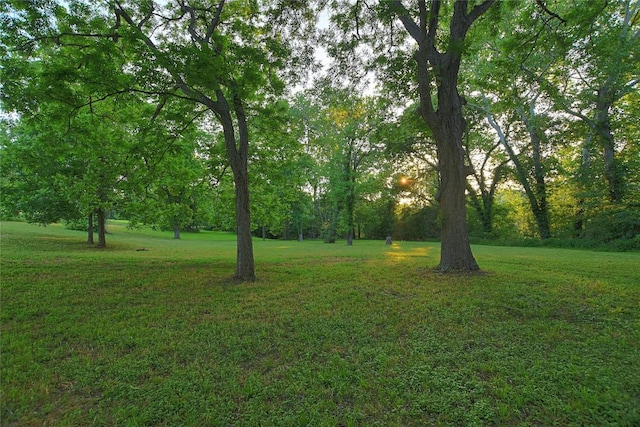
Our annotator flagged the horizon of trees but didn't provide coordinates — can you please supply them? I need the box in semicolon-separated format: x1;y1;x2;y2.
1;0;639;279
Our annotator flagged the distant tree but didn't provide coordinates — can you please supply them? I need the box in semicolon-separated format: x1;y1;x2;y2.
470;90;557;240
0;97;144;247
249;101;310;240
124;107;210;240
293;84;390;245
1;1;139;246
0;116;82;226
462;115;509;237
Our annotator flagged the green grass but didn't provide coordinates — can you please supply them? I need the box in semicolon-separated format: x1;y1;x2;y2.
2;221;639;426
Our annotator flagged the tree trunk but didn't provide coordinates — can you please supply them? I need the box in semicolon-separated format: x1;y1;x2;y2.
172;222;181;239
234;106;255;280
426;49;478;271
574;136;593;236
524;110;551;239
595;83;622;203
87;212;94;244
432;117;479;271
231;158;255;280
218;89;255;281
96;208;106;248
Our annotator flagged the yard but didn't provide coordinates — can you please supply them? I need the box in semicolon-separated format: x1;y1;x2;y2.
2;221;639;426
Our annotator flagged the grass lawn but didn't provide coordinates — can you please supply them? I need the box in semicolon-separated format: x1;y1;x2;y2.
1;220;639;426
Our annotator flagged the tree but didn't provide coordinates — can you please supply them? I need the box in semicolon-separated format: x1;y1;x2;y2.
1;0;140;247
111;1;252;279
556;0;640;205
463;115;508;237
288;93;329;240
111;0;322;280
380;1;494;271
471;91;556;240
0;116;82;226
0;12;148;248
124;103;210;239
0;97;144;247
249;101;310;240
324;91;382;245
489;0;637;241
291;84;390;245
3;0;319;280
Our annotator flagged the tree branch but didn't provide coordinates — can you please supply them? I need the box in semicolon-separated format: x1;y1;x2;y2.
205;1;226;42
426;0;438;45
113;1;224;115
178;1;206;46
16;31;121;51
138;3;154;29
535;0;567;23
390;0;422;43
418;0;427;36
617;77;640;100
467;0;496;26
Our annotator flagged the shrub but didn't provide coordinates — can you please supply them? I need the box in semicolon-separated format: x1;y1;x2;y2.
580;207;640;243
62;218;95;232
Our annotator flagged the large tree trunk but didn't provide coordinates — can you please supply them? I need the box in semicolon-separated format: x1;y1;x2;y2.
432;111;479;271
87;212;94;244
96;208;106;248
425;47;478;271
232;163;255;280
172;222;181;240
